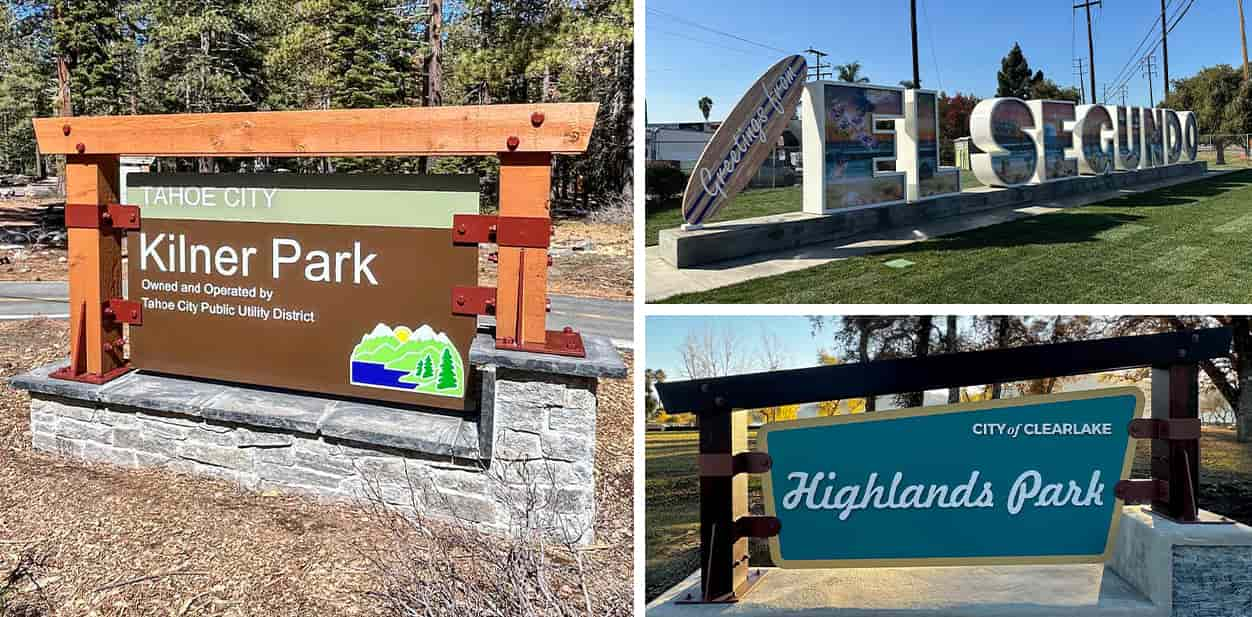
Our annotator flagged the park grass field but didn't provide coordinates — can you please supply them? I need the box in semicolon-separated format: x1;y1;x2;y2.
644;174;985;247
644;426;1252;602
661;169;1252;304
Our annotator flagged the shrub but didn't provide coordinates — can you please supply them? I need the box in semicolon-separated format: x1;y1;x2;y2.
646;162;687;201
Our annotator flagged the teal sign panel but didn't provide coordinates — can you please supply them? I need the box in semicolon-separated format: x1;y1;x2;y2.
759;388;1143;568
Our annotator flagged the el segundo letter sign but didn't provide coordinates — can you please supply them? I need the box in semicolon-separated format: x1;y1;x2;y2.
124;173;479;411
759;388;1143;567
681;54;807;228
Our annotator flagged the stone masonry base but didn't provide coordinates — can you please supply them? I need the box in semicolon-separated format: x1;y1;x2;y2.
14;334;627;546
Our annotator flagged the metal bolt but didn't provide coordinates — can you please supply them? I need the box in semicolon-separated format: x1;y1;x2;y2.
456;295;466;306
75;143;86;154
715;396;727;407
62;124;71;136
1192;334;1200;343
531;111;545;127
563;326;573;334
103;305;114;318
700;383;710;393
129;309;138;320
456;224;467;235
1178;348;1187;358
506;136;520;151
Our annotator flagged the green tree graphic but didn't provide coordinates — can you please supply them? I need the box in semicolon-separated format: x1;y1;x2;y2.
421;354;435;380
437;348;458;390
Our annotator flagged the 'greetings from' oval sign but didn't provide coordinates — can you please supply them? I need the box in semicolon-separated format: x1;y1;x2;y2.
681;55;807;227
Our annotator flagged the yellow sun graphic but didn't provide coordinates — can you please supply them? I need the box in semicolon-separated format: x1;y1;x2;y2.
393;326;412;342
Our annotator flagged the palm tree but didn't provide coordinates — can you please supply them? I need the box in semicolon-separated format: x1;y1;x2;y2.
836;61;870;84
697;96;713;124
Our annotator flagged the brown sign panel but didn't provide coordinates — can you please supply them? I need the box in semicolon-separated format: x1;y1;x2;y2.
124;173;479;410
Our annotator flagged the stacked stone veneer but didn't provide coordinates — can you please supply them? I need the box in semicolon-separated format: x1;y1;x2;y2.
16;334;624;545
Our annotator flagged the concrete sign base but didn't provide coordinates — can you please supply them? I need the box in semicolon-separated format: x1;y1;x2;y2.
11;334;625;545
647;507;1252;616
658;161;1207;269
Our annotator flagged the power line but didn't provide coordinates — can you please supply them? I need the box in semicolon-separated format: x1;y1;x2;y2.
1108;0;1195;101
921;0;944;92
1107;0;1178;96
645;7;791;55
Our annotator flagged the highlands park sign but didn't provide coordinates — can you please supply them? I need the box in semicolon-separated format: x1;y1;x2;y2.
678;56;1200;225
758;388;1143;568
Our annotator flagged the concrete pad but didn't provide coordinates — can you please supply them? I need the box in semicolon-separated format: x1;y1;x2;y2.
647;565;1158;616
645;168;1239;302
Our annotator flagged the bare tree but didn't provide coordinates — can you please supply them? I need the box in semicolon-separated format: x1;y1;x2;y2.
677;324;751;380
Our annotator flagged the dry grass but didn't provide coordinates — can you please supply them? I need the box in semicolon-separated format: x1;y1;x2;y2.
478;221;632;300
0;319;634;616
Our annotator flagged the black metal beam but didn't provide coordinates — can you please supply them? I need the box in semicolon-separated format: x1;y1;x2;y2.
656;328;1231;414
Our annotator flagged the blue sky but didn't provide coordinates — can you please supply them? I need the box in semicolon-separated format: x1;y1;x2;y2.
645;0;1232;123
645;315;827;378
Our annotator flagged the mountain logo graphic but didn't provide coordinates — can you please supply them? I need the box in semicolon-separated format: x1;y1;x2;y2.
349;323;464;398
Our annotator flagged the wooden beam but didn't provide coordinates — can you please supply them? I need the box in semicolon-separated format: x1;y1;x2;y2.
496;152;552;347
34;104;597;157
65;155;123;375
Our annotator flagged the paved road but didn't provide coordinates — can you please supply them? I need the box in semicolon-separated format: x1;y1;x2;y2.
0;281;633;348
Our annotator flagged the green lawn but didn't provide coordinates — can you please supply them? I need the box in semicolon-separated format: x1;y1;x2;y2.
645;174;985;247
661;170;1252;304
644;426;1252;602
645;185;802;247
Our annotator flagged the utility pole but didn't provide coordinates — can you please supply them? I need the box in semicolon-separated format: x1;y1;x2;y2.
1075;0;1102;103
1161;0;1170;96
911;0;921;88
1240;0;1251;81
1073;58;1087;103
1142;54;1157;108
805;48;831;81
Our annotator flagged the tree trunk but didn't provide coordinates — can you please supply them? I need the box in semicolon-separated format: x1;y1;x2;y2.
946;316;960;403
1216;137;1227;165
990;317;1011;399
905;317;933;407
859;329;875;412
1233;317;1252;442
419;0;442;174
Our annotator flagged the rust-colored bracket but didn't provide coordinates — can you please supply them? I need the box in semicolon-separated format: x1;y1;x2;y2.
699;452;772;477
451;214;550;248
65;203;140;231
1116;479;1170;504
451;286;497;316
496;327;586;358
104;298;142;325
1128;418;1201;440
734;516;781;540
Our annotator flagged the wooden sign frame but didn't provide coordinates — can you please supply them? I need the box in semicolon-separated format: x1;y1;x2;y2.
33;103;597;385
655;327;1232;604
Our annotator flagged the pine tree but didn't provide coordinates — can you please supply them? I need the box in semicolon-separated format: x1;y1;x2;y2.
996;43;1043;99
421;354;435;380
436;348;458;390
49;0;128;116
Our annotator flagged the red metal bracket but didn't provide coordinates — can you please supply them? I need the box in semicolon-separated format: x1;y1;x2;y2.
1128;418;1201;440
451;286;496;316
699;452;772;477
496;327;586;357
103;298;142;325
65;203;140;231
734;516;781;540
451;214;550;248
1115;479;1170;504
50;300;133;384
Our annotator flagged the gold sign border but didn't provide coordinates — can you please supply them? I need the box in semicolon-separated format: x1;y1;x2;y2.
758;387;1145;569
